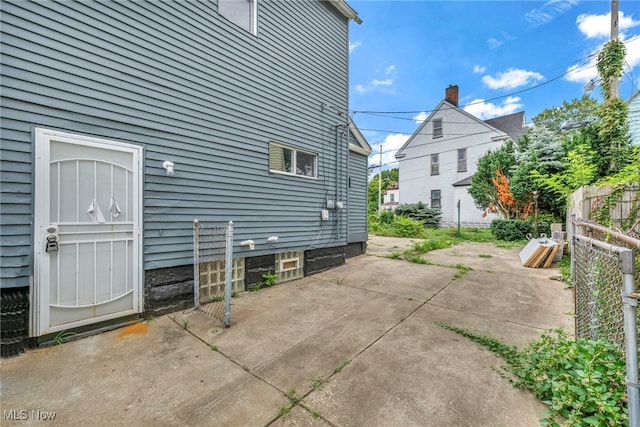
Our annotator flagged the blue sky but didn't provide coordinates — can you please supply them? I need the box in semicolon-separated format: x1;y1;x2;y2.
346;0;640;170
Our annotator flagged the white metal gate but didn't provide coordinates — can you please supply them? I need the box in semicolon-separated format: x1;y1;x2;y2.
33;128;143;336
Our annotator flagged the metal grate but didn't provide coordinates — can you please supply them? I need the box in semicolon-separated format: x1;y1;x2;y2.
193;220;233;327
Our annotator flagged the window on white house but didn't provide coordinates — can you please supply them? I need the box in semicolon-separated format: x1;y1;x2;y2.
433;118;443;138
269;143;317;178
457;148;467;172
431;153;439;175
431;189;441;209
390;193;395;202
218;0;256;34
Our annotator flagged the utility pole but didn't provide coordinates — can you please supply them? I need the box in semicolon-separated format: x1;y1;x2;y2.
610;0;619;99
378;143;382;215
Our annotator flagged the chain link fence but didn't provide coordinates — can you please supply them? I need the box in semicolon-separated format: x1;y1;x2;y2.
571;217;639;426
193;220;233;327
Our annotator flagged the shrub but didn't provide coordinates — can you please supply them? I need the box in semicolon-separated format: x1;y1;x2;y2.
378;209;395;224
391;216;425;237
395;202;442;229
490;219;532;241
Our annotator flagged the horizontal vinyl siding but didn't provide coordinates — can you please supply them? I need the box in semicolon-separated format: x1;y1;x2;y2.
0;0;353;278
348;149;368;242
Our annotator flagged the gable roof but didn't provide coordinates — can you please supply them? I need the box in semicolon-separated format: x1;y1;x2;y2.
395;100;510;159
327;0;362;24
484;111;526;142
349;119;372;155
452;176;473;187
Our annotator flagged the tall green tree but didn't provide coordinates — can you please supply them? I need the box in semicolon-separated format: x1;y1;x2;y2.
512;127;566;219
368;168;398;214
468;141;516;214
531;95;599;132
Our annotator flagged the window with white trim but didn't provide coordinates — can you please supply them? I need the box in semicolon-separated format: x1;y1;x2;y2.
433;118;443;138
431;153;439;175
431;189;441;209
269;143;317;178
218;0;257;34
457;148;467;172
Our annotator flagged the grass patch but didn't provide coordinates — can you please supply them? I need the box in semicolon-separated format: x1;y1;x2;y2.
453;264;472;278
436;323;628;426
478;253;493;258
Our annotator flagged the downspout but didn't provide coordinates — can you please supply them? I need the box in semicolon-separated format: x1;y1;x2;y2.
335;124;340;239
346;124;350;244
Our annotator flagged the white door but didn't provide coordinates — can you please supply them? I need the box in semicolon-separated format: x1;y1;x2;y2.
34;128;143;336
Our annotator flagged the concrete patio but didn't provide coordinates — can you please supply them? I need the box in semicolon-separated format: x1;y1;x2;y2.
1;236;573;426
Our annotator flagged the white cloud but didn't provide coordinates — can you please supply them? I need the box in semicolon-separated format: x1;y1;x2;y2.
577;11;640;39
487;32;514;49
354;64;397;95
349;41;362;53
565;58;598;84
565;35;640;85
525;0;578;28
463;96;523;120
413;111;428;124
370;133;409;167
487;38;502;49
473;65;487;73
482;68;544;90
355;84;368;94
372;79;393;87
626;35;640;71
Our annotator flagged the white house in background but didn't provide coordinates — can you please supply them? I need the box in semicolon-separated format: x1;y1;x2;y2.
395;85;526;227
629;90;640;146
381;182;399;210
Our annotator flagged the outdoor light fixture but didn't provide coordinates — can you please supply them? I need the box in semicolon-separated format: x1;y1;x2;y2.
162;161;175;175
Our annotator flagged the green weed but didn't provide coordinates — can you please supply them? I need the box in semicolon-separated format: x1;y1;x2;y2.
52;330;76;345
310;377;325;390
180;319;190;330
285;388;300;405
436;323;628;426
278;406;291;418
262;272;278;287
333;360;350;374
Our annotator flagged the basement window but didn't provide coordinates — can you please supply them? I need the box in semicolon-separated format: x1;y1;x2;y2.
269;143;317;178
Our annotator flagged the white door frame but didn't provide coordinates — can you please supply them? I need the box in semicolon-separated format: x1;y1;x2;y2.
33;128;143;337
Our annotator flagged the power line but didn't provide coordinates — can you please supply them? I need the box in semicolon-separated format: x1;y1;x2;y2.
350;36;640;117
